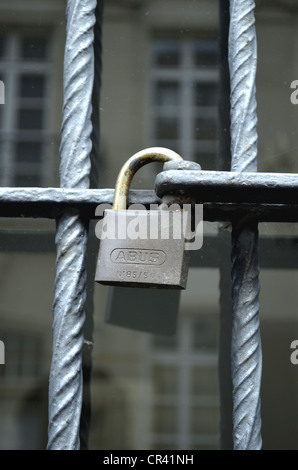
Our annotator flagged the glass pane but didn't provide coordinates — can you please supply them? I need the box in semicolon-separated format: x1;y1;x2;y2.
0;245;55;450
21;335;42;377
155;116;179;139
17;109;43;130
4;334;21;377
194;82;218;107
151;442;178;450
153;40;181;67
14;173;41;187
1;331;42;379
15;141;42;163
20;36;49;59
191;367;218;396
19;75;45;98
191;316;218;352
152;404;177;433
152;334;178;351
194;117;217;140
190;406;219;434
155;81;180;106
193;40;218;67
191;441;218;450
153;365;178;395
194;151;217;170
0;35;4;58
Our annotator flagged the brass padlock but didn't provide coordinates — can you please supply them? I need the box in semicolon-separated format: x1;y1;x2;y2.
95;147;191;289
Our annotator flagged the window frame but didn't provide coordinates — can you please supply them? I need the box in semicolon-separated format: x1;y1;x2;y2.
148;37;219;169
0;29;55;187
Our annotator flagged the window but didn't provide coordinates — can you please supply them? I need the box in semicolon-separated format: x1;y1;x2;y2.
149;38;219;169
0;32;54;187
147;315;220;450
0;329;42;380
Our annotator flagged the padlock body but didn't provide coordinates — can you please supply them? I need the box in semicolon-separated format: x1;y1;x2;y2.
95;209;190;289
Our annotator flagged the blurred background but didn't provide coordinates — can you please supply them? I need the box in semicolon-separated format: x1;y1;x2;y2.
0;0;298;450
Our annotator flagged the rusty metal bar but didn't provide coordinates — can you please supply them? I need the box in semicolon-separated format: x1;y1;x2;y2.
47;0;98;450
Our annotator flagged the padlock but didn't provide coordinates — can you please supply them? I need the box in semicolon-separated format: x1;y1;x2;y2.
95;147;191;289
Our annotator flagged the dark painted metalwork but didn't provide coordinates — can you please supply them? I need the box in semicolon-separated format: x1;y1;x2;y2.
3;181;298;222
218;0;233;451
80;1;104;449
228;0;262;450
155;170;298;205
47;0;98;450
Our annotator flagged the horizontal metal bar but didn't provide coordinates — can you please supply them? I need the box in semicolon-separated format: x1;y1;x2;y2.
155;170;298;204
199;203;298;223
155;170;298;222
0;177;298;222
0;187;159;218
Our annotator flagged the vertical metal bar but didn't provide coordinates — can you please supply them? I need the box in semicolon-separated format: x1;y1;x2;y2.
217;0;233;450
47;0;97;450
79;1;104;450
228;0;262;450
218;0;231;173
90;0;104;190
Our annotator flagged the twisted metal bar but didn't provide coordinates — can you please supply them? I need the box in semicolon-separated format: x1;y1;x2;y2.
229;0;258;173
228;0;262;450
231;219;262;449
218;1;233;449
89;0;103;190
47;0;97;450
59;0;96;189
80;0;104;449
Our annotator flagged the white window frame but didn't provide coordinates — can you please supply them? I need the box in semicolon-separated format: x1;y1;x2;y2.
0;31;54;187
148;38;219;165
141;314;220;450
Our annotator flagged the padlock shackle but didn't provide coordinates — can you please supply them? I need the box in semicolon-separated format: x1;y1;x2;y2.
113;147;183;210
